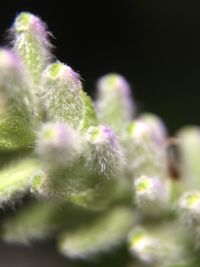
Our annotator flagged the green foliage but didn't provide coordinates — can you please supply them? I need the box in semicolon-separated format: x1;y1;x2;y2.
59;207;134;259
0;12;200;267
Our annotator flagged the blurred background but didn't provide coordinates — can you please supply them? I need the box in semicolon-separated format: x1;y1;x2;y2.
0;0;200;266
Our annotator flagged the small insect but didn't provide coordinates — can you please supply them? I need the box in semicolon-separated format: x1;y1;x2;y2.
166;137;181;180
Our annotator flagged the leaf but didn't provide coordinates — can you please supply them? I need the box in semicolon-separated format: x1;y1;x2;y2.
58;207;134;259
0;158;38;206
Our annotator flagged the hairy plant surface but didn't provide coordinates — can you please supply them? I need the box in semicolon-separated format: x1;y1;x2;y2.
0;12;200;267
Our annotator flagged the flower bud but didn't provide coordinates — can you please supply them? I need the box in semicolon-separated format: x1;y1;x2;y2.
85;125;123;178
127;120;167;179
129;228;163;265
36;122;79;168
128;226;186;266
41;63;83;128
79;90;98;132
11;12;52;84
134;175;170;216
179;191;200;228
178;191;200;248
96;74;135;132
33;122;84;204
139;113;167;146
0;49;35;151
177;127;200;190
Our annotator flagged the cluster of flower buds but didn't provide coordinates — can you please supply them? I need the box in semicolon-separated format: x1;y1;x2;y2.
1;12;200;267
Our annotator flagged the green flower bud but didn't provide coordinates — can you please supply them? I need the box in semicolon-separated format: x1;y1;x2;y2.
134;175;170;216
79;90;98;132
128;226;187;266
127;120;167;179
41;63;83;128
0;49;35;151
178;191;200;249
85;125;123;178
36;122;79;169
139;112;167;145
177;127;200;190
179;191;200;228
11;12;52;84
96;73;135;132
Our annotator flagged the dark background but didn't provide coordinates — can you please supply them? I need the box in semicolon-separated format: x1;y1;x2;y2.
1;0;200;134
0;1;200;266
